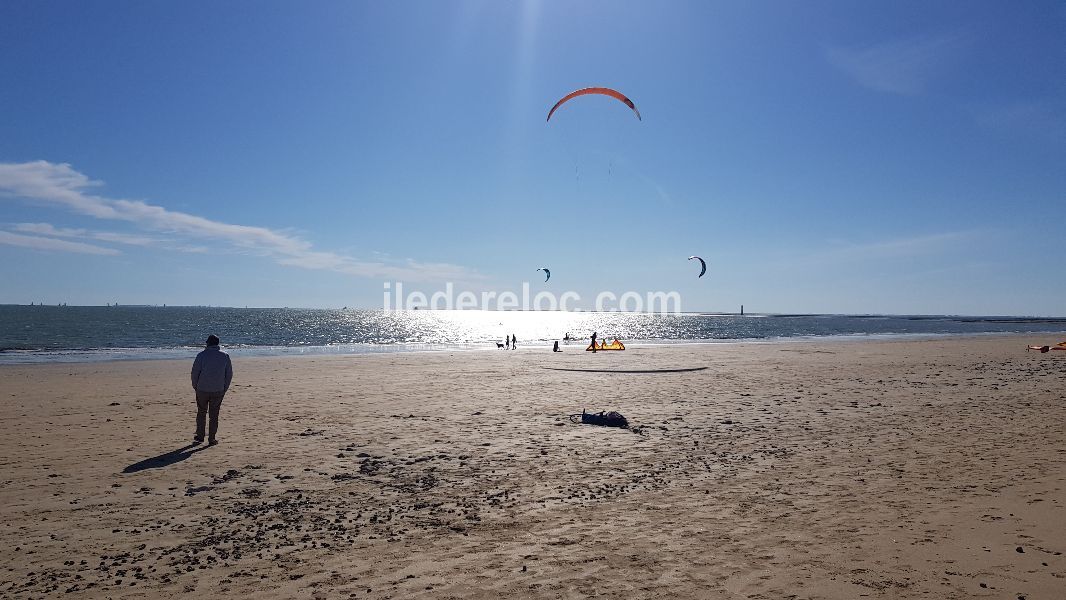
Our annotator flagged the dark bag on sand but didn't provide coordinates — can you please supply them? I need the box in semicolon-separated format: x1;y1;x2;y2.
573;409;628;428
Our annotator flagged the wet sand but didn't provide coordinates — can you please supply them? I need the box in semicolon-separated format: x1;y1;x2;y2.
1;334;1064;598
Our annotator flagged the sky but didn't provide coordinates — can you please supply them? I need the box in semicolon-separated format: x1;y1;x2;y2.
0;1;1063;315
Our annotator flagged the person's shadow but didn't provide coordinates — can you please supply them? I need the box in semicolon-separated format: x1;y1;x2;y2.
123;443;209;473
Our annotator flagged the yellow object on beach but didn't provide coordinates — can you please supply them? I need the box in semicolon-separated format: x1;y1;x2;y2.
586;339;625;351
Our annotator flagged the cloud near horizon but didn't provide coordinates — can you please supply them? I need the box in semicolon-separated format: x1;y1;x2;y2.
772;230;984;272
0;161;484;282
824;230;978;259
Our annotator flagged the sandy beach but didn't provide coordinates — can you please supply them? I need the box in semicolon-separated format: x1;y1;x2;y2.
1;334;1063;599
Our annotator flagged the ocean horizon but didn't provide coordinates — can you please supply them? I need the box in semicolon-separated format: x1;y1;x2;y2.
2;305;1064;364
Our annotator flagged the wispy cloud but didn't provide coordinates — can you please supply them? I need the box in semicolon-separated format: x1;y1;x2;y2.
12;222;161;246
821;231;977;260
0;161;483;281
0;230;120;255
780;230;983;270
825;31;972;95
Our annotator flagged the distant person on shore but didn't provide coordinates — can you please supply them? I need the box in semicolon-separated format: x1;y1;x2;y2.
1028;344;1066;353
512;334;517;350
505;335;511;350
553;340;561;352
590;331;598;353
191;334;232;446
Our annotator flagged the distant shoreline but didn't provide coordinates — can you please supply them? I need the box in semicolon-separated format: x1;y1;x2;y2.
3;304;1065;320
3;331;1065;366
4;306;1066;365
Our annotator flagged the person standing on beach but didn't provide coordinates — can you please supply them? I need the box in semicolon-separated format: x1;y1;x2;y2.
191;334;232;446
511;334;517;350
505;335;511;350
590;331;598;353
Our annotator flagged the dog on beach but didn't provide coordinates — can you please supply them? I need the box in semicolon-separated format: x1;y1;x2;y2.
496;342;505;349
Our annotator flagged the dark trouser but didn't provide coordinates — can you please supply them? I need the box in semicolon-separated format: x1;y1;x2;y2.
195;390;225;441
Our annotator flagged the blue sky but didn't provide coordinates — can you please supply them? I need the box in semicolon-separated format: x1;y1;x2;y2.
1;1;1063;315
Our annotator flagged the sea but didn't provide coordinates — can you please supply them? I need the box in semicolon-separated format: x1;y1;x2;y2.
1;305;1065;365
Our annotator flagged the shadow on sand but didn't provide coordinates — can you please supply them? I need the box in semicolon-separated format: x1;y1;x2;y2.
544;367;708;374
123;443;209;473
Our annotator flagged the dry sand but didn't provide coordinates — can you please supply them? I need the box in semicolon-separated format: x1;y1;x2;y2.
1;334;1064;599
